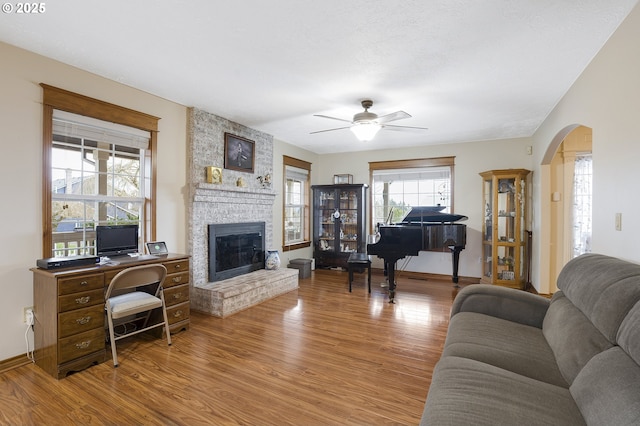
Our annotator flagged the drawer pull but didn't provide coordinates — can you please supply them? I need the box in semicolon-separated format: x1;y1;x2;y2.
76;316;91;325
173;310;183;318
75;296;90;305
175;264;181;269
172;293;182;299
75;341;91;349
172;276;182;283
80;280;88;286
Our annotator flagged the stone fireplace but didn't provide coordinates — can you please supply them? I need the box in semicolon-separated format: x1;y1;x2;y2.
182;108;298;318
187;107;276;291
187;108;298;318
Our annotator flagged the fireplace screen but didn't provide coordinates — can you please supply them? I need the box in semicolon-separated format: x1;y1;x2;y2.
208;222;265;282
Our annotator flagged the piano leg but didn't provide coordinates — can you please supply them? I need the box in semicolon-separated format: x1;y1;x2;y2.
450;246;462;287
386;260;397;303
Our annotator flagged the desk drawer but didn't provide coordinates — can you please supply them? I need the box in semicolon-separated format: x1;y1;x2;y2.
58;273;104;296
58;328;105;364
164;284;189;306
58;305;105;338
103;268;125;285
58;289;104;313
164;259;189;274
165;271;189;288
166;302;189;325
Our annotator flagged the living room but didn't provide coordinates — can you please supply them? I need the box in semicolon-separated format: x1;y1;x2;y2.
1;2;640;422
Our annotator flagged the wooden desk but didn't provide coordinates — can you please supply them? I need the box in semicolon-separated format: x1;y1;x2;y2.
31;253;190;379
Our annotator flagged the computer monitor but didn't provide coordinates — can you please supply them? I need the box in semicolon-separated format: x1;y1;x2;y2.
96;224;139;257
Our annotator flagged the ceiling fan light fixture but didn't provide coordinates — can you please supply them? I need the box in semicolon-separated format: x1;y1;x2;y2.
350;122;381;141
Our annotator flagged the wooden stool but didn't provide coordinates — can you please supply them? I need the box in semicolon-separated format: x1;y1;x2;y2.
347;252;371;293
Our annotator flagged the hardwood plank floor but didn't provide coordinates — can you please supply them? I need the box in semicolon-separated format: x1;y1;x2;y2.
0;269;466;425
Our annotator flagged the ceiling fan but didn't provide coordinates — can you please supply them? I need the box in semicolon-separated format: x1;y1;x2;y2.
311;99;429;141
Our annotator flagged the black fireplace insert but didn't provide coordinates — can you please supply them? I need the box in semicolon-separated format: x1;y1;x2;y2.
208;222;265;282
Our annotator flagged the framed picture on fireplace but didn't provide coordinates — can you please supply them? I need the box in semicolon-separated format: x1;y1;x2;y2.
224;133;255;173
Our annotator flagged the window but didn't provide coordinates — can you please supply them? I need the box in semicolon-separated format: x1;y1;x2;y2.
283;156;311;250
41;84;159;258
50;111;149;257
370;157;455;226
572;154;592;258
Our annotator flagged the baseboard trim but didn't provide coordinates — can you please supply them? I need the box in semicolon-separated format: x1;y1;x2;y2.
0;354;32;374
371;267;480;285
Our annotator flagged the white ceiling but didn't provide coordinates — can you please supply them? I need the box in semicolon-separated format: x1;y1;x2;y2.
1;1;637;153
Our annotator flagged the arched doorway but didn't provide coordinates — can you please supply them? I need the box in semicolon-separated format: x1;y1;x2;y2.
541;125;592;292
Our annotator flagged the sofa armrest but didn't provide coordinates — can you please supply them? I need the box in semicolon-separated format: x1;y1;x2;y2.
451;284;550;328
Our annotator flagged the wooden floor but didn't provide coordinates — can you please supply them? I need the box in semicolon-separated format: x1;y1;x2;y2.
0;269;466;425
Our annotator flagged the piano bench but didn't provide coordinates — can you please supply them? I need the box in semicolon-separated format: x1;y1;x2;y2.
347;253;372;293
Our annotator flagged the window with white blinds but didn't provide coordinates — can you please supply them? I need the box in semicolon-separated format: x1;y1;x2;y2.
370;157;454;226
50;110;150;257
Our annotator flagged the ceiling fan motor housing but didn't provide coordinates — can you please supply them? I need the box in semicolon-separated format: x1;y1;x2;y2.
354;99;378;123
353;111;378;123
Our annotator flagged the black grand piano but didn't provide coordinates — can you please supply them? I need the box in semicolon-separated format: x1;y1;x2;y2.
367;206;467;303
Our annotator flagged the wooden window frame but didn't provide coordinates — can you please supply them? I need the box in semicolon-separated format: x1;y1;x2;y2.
282;155;311;251
41;84;160;257
368;156;456;232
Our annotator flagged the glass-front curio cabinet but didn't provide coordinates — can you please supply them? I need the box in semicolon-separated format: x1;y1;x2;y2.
480;169;530;289
312;184;368;269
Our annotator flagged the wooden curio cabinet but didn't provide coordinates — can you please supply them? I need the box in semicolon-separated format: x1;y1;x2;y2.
312;184;368;269
480;169;530;289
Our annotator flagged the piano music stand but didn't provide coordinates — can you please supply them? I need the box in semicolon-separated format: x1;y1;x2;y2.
347;253;371;293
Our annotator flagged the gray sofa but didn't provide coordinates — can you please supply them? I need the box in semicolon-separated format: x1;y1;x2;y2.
420;253;640;425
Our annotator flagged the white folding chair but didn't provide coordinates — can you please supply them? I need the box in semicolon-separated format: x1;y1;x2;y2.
105;264;172;367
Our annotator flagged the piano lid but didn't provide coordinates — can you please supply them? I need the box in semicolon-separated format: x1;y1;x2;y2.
398;206;468;224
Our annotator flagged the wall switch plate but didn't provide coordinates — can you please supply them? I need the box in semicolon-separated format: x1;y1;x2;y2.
615;213;622;231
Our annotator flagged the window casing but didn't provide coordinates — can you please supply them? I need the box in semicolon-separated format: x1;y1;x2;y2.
283;156;311;250
41;84;159;258
369;157;455;227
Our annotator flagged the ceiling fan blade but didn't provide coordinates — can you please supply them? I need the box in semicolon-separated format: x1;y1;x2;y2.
313;114;352;124
382;124;429;131
376;111;411;124
310;126;351;134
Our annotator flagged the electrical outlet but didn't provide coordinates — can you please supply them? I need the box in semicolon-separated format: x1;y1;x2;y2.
23;306;34;324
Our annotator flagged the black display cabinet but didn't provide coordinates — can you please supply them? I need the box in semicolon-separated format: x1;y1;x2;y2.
312;184;368;269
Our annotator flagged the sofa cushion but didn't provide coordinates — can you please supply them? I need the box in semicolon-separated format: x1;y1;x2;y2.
451;284;550;328
557;254;640;342
443;312;567;387
617;302;640;366
420;356;586;426
542;292;613;385
570;347;640;426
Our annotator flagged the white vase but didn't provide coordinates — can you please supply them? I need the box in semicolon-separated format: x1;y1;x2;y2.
265;250;281;270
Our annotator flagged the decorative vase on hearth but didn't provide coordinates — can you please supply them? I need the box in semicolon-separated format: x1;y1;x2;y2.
265;250;281;270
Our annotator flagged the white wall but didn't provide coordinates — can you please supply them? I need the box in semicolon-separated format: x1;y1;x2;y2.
0;42;188;361
313;138;534;279
530;3;640;292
